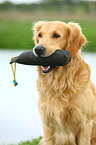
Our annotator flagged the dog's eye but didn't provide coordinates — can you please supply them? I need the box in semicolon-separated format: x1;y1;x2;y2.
38;33;42;38
53;33;60;38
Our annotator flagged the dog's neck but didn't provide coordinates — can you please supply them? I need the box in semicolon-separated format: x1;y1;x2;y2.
37;52;90;102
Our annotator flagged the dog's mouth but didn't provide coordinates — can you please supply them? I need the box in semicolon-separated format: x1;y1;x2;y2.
41;65;56;74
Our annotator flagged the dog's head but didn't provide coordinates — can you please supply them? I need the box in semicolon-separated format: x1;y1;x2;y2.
33;21;86;73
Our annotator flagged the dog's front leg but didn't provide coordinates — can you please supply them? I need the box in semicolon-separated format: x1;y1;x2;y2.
77;120;94;145
42;125;55;145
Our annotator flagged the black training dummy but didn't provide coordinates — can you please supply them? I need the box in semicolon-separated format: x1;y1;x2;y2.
10;49;71;86
10;49;71;67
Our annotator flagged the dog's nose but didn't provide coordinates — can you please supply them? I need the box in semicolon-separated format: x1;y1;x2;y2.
34;46;46;56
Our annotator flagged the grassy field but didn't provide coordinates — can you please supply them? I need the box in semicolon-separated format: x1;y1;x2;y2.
8;137;42;145
0;19;34;50
18;137;42;145
0;18;96;52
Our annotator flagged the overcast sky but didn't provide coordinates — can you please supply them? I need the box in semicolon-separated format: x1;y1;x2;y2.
0;0;96;4
0;0;41;4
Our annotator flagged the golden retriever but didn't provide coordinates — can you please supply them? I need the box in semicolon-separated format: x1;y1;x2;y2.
33;21;96;145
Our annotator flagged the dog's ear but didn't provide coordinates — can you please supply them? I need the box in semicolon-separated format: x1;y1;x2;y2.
33;21;46;44
66;22;86;57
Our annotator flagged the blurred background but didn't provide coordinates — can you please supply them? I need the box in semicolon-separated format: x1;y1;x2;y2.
0;0;96;144
0;0;96;51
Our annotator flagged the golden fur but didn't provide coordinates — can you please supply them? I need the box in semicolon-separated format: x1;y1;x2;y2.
33;21;96;145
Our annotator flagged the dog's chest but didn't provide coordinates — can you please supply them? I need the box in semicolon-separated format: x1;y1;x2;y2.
38;94;78;131
37;75;82;131
38;98;63;127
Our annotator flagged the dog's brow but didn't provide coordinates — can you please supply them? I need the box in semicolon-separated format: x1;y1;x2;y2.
37;30;45;36
49;29;62;36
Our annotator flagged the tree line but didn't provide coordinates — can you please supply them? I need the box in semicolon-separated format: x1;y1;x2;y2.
0;0;96;14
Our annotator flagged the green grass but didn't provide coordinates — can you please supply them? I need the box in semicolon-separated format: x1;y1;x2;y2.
18;137;42;145
8;137;42;145
80;21;96;52
0;19;96;51
0;19;34;50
